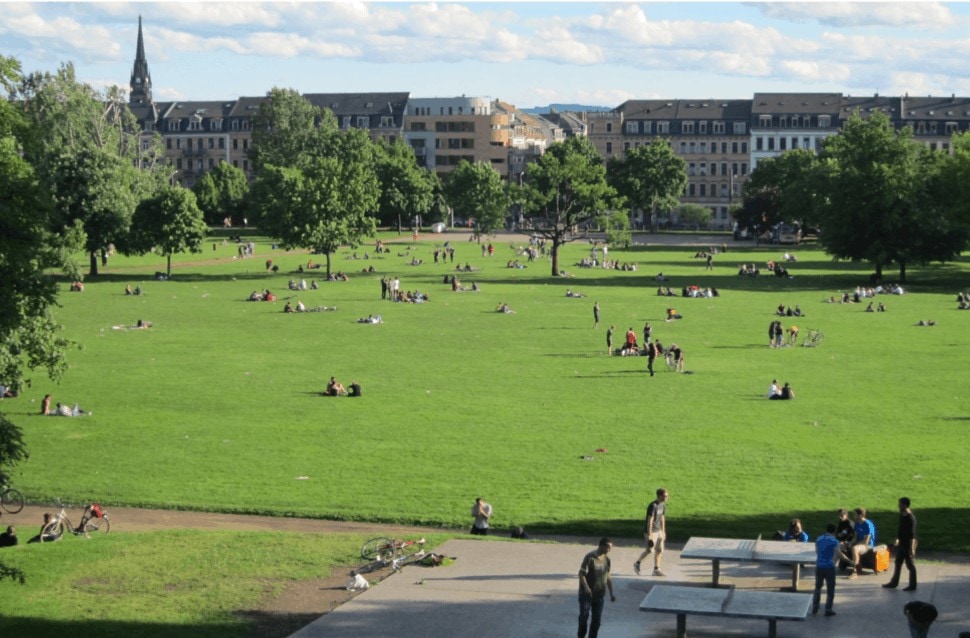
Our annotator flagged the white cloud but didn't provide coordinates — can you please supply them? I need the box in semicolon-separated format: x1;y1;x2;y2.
778;59;851;84
4;12;121;61
755;2;955;30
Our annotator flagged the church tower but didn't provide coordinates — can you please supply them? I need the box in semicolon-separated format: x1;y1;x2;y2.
129;16;153;105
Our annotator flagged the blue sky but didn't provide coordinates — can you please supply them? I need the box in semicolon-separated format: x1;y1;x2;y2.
3;2;970;108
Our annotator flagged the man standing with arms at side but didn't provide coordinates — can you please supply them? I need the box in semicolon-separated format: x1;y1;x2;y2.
813;523;843;616
593;301;600;329
606;325;614;356
885;496;918;591
578;537;615;638
634;488;668;576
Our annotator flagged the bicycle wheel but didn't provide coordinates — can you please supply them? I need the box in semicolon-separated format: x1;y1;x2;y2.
1;488;24;514
84;514;110;535
361;537;394;561
40;520;67;543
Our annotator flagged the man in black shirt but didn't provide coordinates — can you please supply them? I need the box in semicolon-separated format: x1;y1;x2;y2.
884;496;918;590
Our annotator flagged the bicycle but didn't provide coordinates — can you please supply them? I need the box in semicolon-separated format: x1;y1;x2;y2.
41;500;111;542
1;481;24;514
803;328;825;347
360;537;426;570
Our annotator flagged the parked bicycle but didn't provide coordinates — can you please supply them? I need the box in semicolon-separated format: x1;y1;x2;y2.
41;500;111;541
1;481;24;514
803;328;825;347
360;537;426;570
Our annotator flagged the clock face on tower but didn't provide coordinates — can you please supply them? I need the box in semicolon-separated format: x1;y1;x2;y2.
135;78;142;84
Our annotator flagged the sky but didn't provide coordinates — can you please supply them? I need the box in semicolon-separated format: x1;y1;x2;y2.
3;1;970;109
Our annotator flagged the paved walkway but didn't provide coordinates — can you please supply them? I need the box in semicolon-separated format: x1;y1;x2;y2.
292;538;970;638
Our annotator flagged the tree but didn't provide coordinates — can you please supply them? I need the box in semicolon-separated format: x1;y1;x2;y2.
815;112;957;281
518;136;618;276
193;161;249;226
250;87;335;172
607;139;687;231
127;186;208;277
251;128;379;277
598;210;632;248
675;203;713;229
442;160;510;238
740;149;820;232
249;90;380;276
16;62;157;276
373;140;436;228
1;56;83;583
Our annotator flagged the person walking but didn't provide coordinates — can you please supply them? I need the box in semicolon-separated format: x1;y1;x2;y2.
645;340;657;377
578;537;615;638
470;497;492;536
606;325;614;356
884;496;918;591
593;302;600;329
634;488;668;576
813;523;842;616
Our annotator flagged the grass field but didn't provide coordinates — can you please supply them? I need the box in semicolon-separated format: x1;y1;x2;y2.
4;230;969;551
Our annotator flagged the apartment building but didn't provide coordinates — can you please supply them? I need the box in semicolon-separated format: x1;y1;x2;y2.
749;93;842;170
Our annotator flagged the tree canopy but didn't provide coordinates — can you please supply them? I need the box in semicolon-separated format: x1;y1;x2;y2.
373;140;436;228
127;185;208;277
193;161;249;226
606;139;686;231
739;149;820;233
442;160;510;238
518;136;619;276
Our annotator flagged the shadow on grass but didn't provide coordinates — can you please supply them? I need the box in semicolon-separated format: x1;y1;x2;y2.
0;618;269;638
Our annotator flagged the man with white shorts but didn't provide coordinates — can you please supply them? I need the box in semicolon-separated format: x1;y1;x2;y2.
634;488;668;576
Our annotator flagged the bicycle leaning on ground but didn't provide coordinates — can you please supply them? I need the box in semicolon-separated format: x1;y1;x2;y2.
360;537;426;571
802;328;825;347
1;481;24;514
41;499;111;542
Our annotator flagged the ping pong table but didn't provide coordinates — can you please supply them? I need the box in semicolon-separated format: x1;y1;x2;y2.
680;536;817;591
640;584;812;638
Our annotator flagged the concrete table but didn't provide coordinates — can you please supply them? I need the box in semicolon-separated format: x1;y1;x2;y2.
680;537;816;590
640;584;812;638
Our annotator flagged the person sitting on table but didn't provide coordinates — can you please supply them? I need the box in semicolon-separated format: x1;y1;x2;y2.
784;518;810;542
849;507;876;578
835;508;855;558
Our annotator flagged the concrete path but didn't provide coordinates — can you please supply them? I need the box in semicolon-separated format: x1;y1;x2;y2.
291;538;970;638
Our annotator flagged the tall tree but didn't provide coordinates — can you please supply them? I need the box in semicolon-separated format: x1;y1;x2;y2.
193;161;249;226
606;139;686;231
373;140;436;228
740;149;820;232
249;87;335;172
518;136;618;276
816;112;950;281
16;62;156;276
442;160;510;238
127;186;208;277
676;203;713;229
249;90;380;276
1;56;83;583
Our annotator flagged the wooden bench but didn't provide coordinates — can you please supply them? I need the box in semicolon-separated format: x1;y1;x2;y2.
640;585;812;638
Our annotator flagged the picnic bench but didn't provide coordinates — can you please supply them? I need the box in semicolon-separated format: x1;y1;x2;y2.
680;537;816;591
640;585;812;638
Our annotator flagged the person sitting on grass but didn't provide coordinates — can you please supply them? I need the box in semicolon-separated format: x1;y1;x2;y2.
27;513;60;543
348;381;362;397
665;308;682;321
283;302;294;313
768;379;781;399
496;303;514;314
326;377;347;397
779;382;795;400
0;525;17;547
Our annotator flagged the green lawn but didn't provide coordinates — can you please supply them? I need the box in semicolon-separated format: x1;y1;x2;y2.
5;231;969;550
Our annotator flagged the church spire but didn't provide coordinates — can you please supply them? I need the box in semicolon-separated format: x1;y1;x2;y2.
129;15;153;105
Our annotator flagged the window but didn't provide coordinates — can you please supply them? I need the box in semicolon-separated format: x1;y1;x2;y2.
606;122;613;133
710;163;717;176
732;162;739;175
780;138;787;151
720;183;728;197
680;141;687;153
732;142;738;154
721;142;728;153
176;138;182;150
741;142;748;153
241;119;250;131
208;158;214;169
759;115;772;127
700;142;707;153
946;122;958;134
767;138;775;151
233;139;238;150
381;116;394;128
818;115;831;128
734;122;746;134
682;121;695;134
626;121;639;134
756;137;763;151
802;137;810;150
357;116;370;128
688;183;696;196
699;162;707;176
917;121;926;134
700;184;707;196
342;116;352;128
231;120;239;131
168;120;180;132
721;162;728;175
243;139;248;151
657;121;669;134
741;163;748;175
643;122;652;134
699;121;707;134
141;140;149;151
233;160;238;168
929;122;938;134
688;162;696;176
790;115;799;128
143;121;153;132
208;138;215;149
219;138;225;149
176;158;182;170
210;119;222;131
689;141;696;154
606;142;613;154
779;116;787;129
166;139;172;150
624;141;631;151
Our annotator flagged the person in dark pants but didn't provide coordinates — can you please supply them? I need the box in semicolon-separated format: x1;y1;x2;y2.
645;340;657;377
885;496;918;590
904;601;937;638
813;523;843;616
606;325;614;356
593;302;600;328
578;538;615;638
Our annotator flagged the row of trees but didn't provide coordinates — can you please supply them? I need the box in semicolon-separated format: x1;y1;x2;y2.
740;112;970;281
